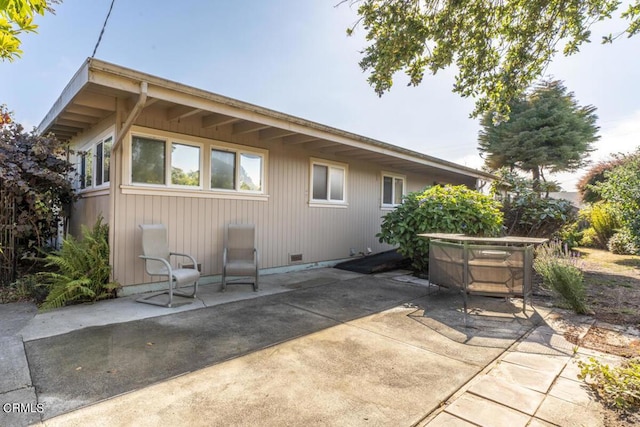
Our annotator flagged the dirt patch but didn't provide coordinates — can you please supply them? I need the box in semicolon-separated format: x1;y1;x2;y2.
565;248;640;357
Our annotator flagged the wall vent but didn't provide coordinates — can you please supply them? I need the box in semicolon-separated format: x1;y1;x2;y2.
289;253;303;263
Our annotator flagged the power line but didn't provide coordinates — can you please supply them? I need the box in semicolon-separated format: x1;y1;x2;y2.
91;0;116;58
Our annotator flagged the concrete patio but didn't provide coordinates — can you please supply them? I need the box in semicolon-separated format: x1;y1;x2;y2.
0;268;619;426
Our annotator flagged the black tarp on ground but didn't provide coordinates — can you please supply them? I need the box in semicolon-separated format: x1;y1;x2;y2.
334;249;410;274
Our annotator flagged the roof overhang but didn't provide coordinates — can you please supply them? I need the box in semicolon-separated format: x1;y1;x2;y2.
39;58;495;183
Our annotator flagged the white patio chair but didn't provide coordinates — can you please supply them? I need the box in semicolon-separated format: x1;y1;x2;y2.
138;224;199;307
222;223;259;292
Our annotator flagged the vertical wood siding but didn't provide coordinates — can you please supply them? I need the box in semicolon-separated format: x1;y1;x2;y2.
72;110;474;287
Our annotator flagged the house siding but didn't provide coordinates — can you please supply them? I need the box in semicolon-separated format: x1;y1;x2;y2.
68;109;475;288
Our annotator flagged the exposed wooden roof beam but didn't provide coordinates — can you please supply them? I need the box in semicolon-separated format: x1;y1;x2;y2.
232;121;271;135
65;104;111;118
55;118;91;129
166;105;201;121
258;128;296;141
304;140;339;150
201;113;240;128
282;134;320;145
60;112;100;124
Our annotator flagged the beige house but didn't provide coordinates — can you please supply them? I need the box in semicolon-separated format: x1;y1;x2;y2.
39;58;494;294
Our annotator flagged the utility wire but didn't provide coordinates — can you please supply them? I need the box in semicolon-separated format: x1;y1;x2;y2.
91;0;116;58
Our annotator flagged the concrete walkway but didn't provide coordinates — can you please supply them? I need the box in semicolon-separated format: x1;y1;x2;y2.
0;268;620;426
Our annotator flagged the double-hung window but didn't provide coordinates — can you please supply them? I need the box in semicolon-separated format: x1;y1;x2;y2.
310;159;347;205
381;173;405;207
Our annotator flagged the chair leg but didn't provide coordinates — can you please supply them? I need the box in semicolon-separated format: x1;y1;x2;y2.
253;271;259;291
221;269;227;292
136;277;197;308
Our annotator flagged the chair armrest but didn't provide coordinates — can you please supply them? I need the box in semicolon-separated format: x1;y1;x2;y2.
139;255;173;276
222;248;228;266
169;252;198;269
254;248;259;268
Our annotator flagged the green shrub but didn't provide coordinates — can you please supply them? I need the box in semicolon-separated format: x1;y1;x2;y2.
0;275;47;304
502;195;576;238
534;241;588;314
589;202;621;248
38;216;120;310
608;229;640;255
578;357;640;411
580;227;599;247
377;185;503;272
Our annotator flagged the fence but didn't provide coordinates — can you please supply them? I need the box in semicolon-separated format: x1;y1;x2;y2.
0;178;16;286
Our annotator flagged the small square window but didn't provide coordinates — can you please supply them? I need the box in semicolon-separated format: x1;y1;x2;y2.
310;160;347;204
382;173;405;207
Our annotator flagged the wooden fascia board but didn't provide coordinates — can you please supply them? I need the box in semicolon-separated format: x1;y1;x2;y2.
37;59;90;134
84;58;495;181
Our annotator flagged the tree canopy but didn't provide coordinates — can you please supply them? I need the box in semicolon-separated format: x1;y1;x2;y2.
0;0;58;61
478;80;599;190
346;0;640;119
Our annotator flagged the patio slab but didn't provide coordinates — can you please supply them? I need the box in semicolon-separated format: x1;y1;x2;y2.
0;268;621;426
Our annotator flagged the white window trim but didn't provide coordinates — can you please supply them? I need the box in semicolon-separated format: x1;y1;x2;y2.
381;172;406;209
76;129;114;193
309;158;348;208
123;126;268;199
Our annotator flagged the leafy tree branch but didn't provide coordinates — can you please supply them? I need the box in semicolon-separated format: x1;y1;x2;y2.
345;0;638;119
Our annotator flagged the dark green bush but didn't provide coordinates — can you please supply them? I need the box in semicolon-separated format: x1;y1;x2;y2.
491;169;576;238
38;216;120;310
377;185;503;272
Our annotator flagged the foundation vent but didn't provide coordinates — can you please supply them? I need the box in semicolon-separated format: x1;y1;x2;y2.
289;253;303;264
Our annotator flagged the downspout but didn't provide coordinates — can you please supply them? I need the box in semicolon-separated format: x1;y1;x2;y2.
109;81;148;288
113;81;148;151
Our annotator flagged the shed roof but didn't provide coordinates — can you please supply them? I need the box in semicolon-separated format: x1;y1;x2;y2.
39;58;494;182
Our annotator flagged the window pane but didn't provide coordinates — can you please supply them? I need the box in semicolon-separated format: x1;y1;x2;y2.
171;143;200;186
394;178;404;205
312;164;328;200
84;148;93;189
96;142;103;186
80;154;86;189
239;153;262;191
211;149;236;190
103;137;112;184
329;167;344;201
132;136;166;184
383;176;393;204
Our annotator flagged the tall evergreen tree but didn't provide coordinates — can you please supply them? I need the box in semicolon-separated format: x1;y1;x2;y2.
478;80;599;191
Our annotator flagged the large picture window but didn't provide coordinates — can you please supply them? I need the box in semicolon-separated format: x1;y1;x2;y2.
310;159;347;205
382;173;405;207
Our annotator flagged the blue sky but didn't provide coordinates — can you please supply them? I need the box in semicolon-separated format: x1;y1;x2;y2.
2;0;638;191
